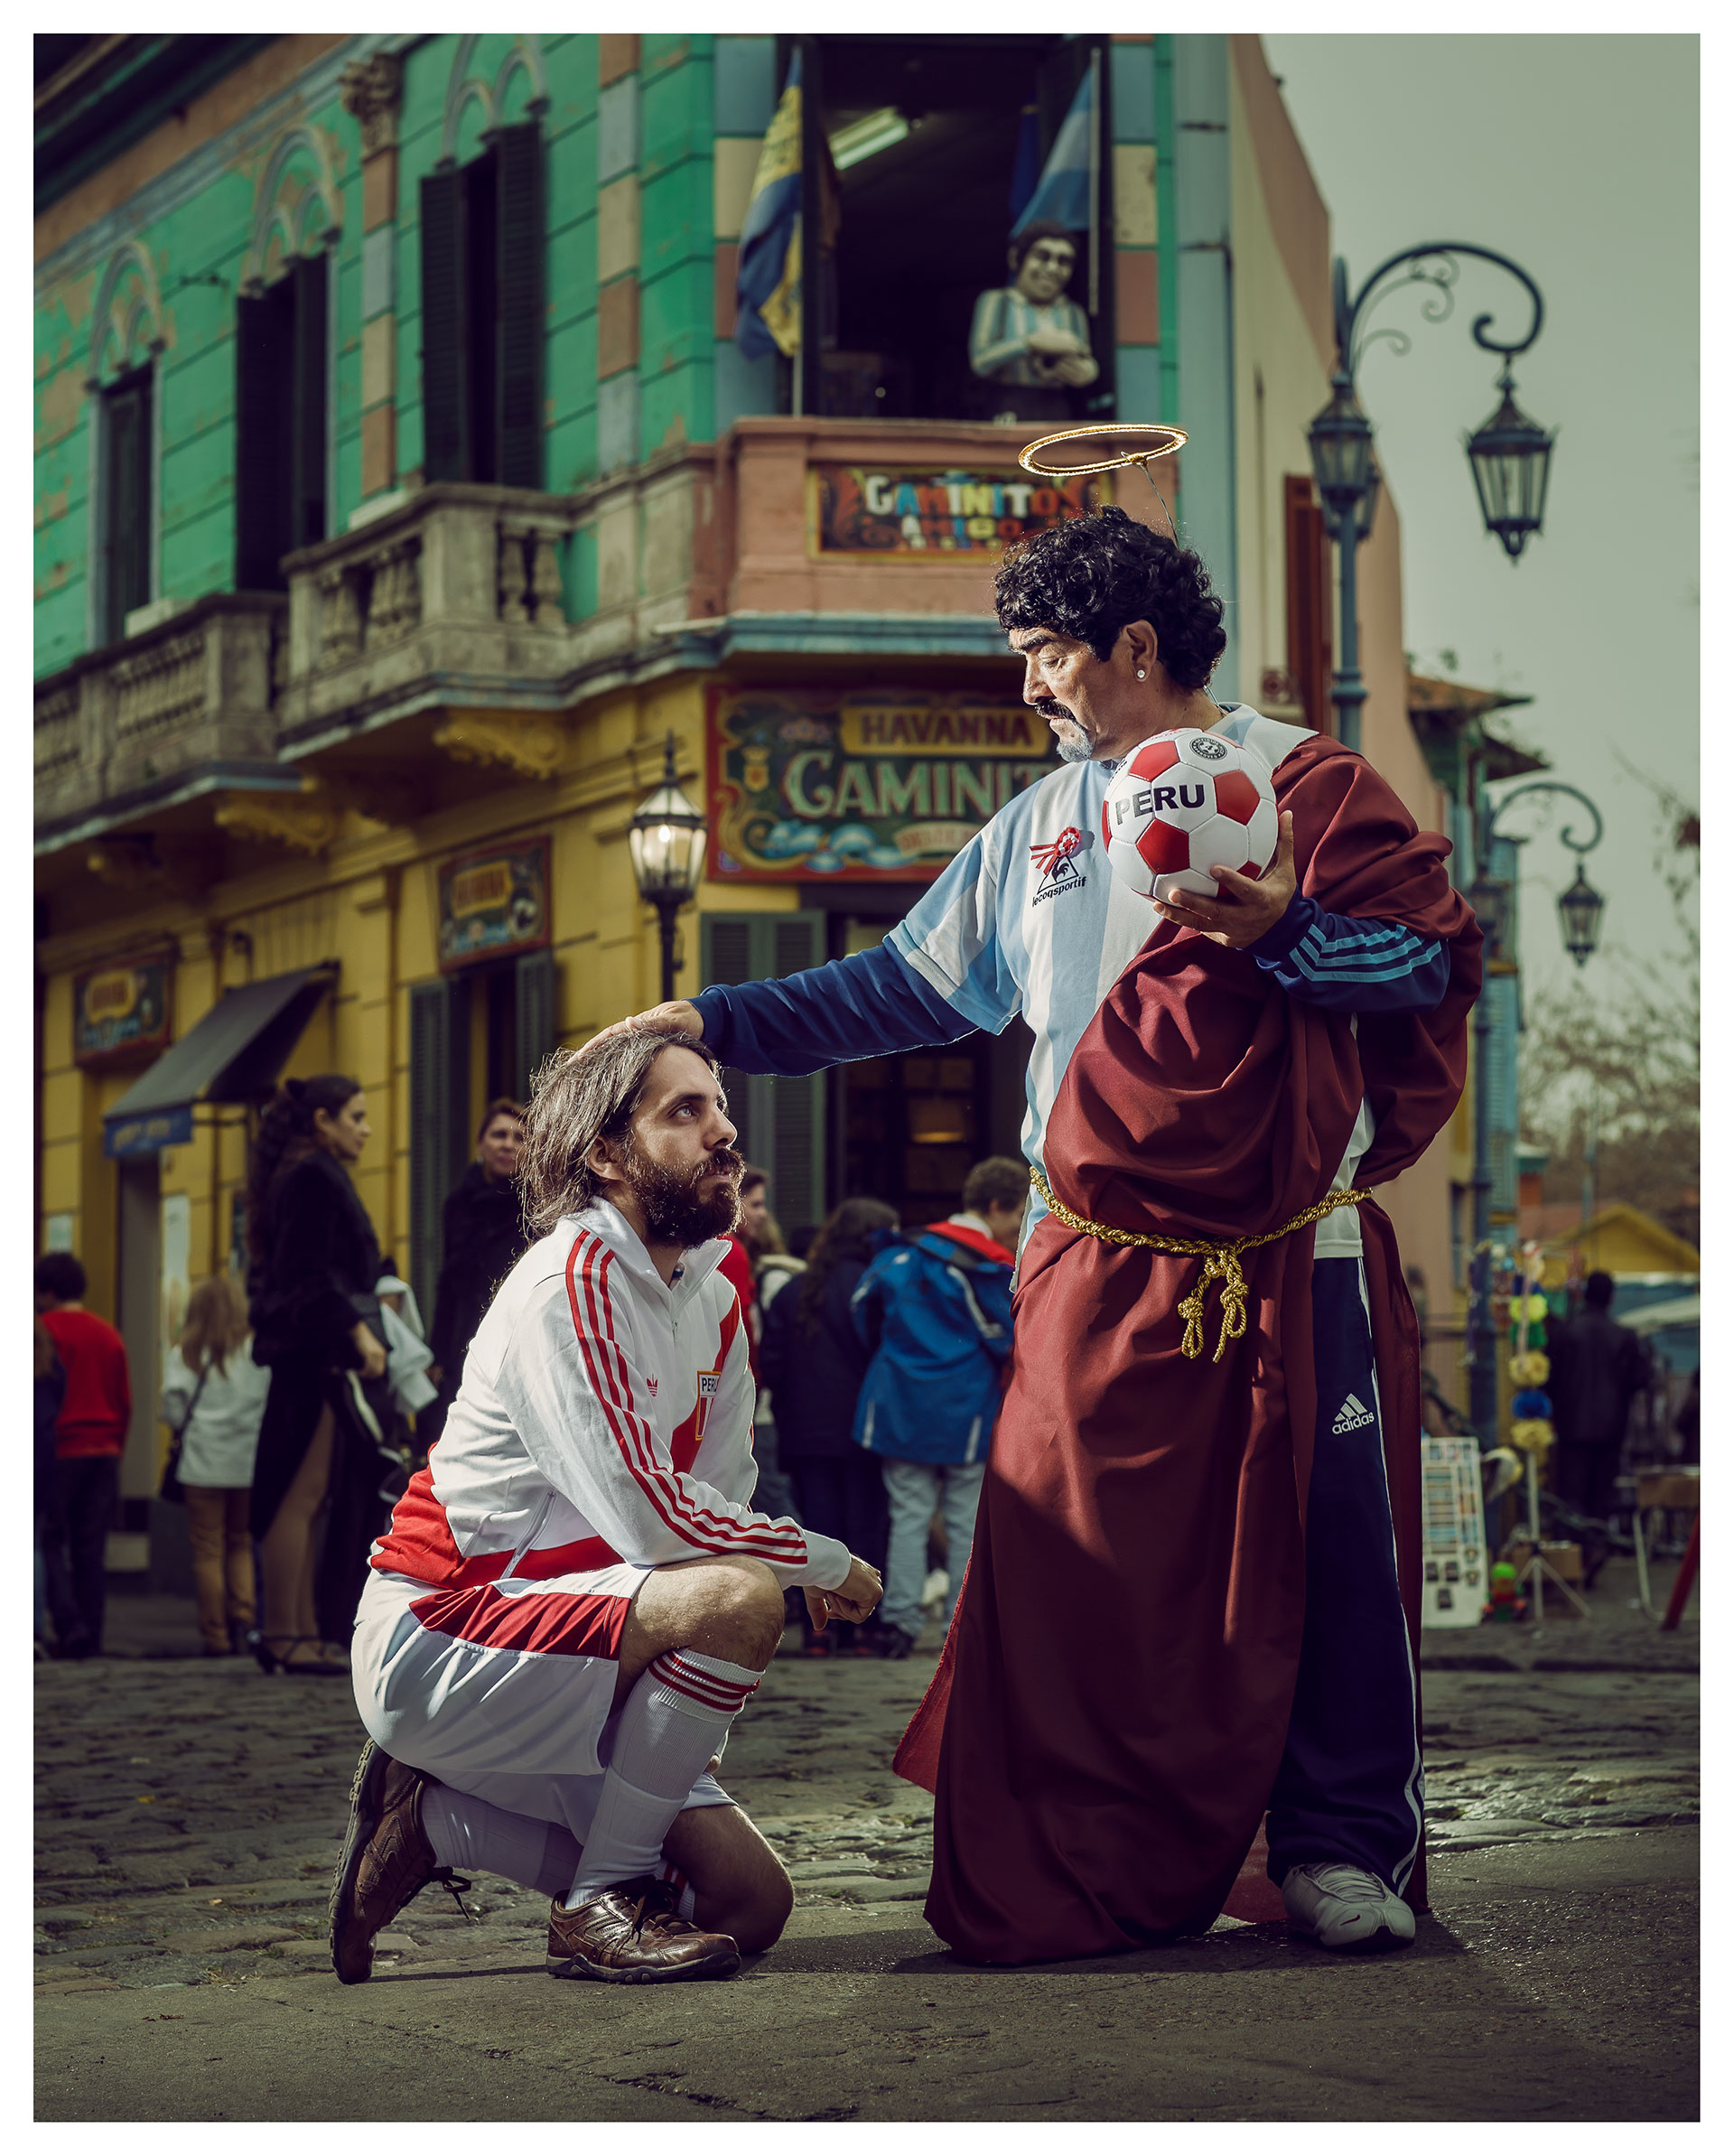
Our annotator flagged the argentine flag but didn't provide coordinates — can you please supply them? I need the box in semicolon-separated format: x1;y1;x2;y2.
1011;67;1095;236
735;53;804;360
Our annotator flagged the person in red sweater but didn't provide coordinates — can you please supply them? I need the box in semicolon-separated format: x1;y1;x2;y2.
35;1253;131;1658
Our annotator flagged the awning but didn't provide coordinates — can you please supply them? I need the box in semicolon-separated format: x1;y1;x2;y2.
102;964;338;1158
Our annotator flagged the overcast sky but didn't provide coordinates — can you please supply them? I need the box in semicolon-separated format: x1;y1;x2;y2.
1263;33;1700;1009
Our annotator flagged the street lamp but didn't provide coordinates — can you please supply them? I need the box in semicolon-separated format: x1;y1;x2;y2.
1467;778;1606;1444
628;732;707;1003
1307;245;1555;753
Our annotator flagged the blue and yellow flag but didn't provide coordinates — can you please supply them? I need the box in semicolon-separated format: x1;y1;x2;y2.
735;53;803;360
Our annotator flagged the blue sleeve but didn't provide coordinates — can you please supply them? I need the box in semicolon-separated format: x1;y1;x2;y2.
1249;892;1450;1013
691;944;975;1078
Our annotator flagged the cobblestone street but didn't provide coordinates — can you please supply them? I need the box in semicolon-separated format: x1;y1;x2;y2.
36;1561;1697;2122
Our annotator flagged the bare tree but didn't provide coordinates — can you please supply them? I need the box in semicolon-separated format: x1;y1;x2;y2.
1520;770;1699;1246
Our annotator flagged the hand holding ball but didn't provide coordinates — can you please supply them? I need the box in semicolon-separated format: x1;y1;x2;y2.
1102;730;1295;948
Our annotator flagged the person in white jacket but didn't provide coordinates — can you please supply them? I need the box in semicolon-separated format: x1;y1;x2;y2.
161;1274;271;1657
334;1028;883;1987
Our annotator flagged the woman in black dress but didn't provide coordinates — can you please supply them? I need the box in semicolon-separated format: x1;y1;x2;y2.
760;1198;899;1655
247;1075;395;1674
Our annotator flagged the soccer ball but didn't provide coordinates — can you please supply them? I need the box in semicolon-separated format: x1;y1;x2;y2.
1100;730;1280;903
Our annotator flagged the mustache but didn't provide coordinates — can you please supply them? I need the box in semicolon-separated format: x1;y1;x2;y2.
702;1145;744;1181
1034;698;1072;723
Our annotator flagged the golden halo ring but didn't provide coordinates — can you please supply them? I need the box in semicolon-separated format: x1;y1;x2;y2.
1018;422;1188;480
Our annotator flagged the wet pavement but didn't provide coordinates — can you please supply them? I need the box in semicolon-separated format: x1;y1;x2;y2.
36;1558;1697;2121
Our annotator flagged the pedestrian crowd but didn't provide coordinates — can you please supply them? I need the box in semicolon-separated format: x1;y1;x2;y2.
32;1077;1688;1673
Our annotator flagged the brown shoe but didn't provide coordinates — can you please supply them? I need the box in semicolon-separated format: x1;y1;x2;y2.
330;1740;471;1984
546;1877;741;1984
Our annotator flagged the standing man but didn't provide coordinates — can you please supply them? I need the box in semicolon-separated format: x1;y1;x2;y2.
851;1157;1025;1658
334;1031;881;1985
1549;1271;1652;1525
34;1254;132;1659
425;1099;529;1451
590;505;1478;1956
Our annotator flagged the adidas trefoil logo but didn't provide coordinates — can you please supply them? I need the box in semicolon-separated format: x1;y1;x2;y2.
1332;1392;1376;1434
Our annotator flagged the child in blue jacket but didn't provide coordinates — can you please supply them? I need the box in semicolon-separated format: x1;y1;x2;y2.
850;1157;1029;1657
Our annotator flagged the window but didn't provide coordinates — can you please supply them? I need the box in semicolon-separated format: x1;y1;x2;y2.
99;367;153;643
235;254;330;590
421;125;545;487
802;35;1111;424
1284;473;1332;734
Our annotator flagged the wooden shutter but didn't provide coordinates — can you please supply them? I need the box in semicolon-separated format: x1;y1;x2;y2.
513;948;557;1103
235;288;290;589
420;164;471;482
494;123;545;490
700;912;828;1230
103;369;153;640
408;979;471;1316
1284;473;1332;735
290;252;329;550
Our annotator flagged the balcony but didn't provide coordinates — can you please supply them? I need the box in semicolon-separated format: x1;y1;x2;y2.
33;593;289;853
275;482;581;751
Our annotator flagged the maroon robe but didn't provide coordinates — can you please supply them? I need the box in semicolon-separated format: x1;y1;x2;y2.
894;734;1481;1965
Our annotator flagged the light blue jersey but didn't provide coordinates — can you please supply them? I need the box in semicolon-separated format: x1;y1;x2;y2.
888;706;1316;1226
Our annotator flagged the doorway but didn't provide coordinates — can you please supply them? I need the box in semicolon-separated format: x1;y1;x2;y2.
806;33;1109;422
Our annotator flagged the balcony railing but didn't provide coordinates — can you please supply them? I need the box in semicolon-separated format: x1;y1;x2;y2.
33;593;287;846
276;482;579;746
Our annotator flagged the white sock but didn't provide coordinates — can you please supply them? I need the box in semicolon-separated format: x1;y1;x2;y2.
566;1650;760;1908
423;1786;583;1899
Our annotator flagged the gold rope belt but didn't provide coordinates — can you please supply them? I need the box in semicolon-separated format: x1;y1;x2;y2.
1030;1166;1372;1364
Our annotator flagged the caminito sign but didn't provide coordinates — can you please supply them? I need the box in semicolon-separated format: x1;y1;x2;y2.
814;464;1103;555
707;686;1056;883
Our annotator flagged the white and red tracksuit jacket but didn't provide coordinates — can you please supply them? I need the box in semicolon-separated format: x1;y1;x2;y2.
370;1201;853;1593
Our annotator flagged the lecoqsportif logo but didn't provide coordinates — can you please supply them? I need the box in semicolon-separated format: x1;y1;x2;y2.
1028;826;1092;906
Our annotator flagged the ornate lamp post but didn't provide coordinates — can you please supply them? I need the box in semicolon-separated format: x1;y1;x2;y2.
1466;779;1606;1442
628;733;708;1003
1307;246;1557;753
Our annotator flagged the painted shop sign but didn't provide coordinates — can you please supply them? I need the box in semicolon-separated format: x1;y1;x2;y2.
813;464;1104;556
707;686;1056;883
73;949;174;1068
437;835;551;974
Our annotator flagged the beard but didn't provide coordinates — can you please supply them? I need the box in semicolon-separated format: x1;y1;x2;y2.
621;1139;744;1247
1037;698;1095;764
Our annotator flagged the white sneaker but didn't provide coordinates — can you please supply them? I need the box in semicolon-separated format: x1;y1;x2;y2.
1282;1862;1417;1953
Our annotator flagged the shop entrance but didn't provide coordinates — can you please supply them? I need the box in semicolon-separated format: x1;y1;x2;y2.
831;911;1031;1231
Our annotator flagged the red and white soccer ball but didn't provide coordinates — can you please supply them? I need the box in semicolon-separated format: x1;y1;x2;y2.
1100;730;1280;904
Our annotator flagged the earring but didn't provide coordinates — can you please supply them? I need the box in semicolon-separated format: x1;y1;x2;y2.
1136;669;1146;679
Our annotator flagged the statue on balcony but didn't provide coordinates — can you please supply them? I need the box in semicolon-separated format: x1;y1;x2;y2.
968;224;1099;425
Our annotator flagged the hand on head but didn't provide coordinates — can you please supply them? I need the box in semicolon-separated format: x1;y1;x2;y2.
581;1002;704;1057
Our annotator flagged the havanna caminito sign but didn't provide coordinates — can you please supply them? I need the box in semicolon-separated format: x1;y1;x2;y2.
707;686;1057;883
813;465;1103;555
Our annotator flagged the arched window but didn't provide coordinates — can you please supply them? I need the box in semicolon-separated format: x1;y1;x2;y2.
421;37;548;487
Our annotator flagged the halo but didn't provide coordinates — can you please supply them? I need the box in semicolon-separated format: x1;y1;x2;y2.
1019;422;1188;480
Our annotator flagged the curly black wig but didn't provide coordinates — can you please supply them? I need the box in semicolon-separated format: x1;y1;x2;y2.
994;504;1227;691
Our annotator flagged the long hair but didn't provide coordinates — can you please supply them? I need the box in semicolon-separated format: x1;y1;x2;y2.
246;1073;361;1266
518;1030;724;1237
179;1273;251;1378
793;1198;899;1336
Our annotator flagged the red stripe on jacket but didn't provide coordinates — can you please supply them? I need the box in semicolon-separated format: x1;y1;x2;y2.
370;1462;623;1585
564;1233;805;1563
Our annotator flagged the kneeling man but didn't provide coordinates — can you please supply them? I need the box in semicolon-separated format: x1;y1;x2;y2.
332;1032;881;1983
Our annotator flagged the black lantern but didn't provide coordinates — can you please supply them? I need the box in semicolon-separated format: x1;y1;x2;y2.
1466;370;1556;561
628;733;708;1000
1307;373;1376;526
1356;454;1383;545
1556;864;1605;967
